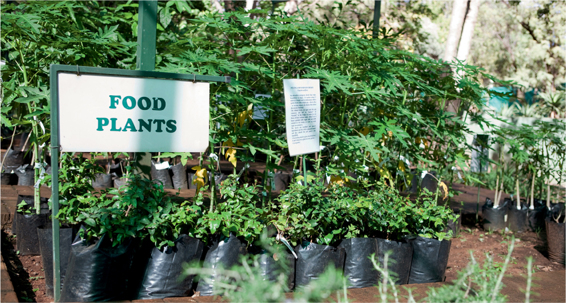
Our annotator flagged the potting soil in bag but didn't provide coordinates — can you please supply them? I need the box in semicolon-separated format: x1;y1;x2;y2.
482;198;508;231
506;201;528;233
171;163;188;189
92;173;113;188
60;235;136;302
528;199;547;232
256;249;296;290
376;238;413;285
151;161;173;189
294;242;346;288
196;234;247;296
338;238;378;288
37;227;73;298
134;235;204;300
408;237;451;284
15;164;34;186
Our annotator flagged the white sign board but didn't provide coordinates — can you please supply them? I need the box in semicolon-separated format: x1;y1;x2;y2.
58;73;209;152
283;79;320;156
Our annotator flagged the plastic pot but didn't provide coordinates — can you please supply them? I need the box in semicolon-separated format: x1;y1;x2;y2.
151;161;173;189
545;212;565;265
171;163;188;189
15;164;34;186
37;227;73;298
528;199;547;232
272;172;291;192
14;195;50;255
114;177;130;189
506;200;528;233
294;242;346;288
1;173;17;185
132;235;204;300
338;238;378;288
60;235;137;302
408;237;451;284
92;173;113;188
195;233;247;296
376;238;413;285
255;249;296;290
1;148;25;172
482;198;508;231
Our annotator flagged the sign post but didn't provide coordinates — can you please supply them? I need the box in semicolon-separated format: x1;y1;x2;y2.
49;65;229;301
283;79;321;185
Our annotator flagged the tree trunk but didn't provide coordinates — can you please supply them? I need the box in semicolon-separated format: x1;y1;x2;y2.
443;0;468;62
456;0;481;62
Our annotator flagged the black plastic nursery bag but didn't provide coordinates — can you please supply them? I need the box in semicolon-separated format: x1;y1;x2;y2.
15;164;35;186
294;242;346;288
545;216;565;265
151;161;173;189
338;238;379;288
92;173;113;188
171;163;188;189
134;235;204;300
408;237;451;284
528;199;547;232
195;234;247;296
482;198;508;231
60;235;136;302
257;250;296;290
376;238;413;285
506;201;528;233
37;227;73;298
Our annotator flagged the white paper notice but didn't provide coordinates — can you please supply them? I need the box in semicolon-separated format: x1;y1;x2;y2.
284;79;320;156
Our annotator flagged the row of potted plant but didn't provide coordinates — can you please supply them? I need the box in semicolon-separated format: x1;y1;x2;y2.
14;152;458;300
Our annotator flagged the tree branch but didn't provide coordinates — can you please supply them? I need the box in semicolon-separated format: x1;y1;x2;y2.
501;0;540;43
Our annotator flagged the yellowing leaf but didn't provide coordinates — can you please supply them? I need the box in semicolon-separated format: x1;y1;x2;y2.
398;160;406;172
329;175;346;186
191;166;208;190
359;126;372;136
439;182;448;200
226;148;237;167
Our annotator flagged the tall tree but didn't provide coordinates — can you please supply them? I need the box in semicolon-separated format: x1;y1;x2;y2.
457;0;481;62
443;0;468;62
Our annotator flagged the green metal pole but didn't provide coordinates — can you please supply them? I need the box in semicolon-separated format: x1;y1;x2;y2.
135;0;158;176
373;0;381;39
137;0;157;71
50;66;61;302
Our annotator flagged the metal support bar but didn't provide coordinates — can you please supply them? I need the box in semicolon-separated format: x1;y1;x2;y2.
50;65;231;83
373;0;381;39
50;66;61;302
137;0;157;71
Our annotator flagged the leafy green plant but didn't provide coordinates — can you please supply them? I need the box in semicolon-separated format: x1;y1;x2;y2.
197;174;263;245
410;189;456;240
268;176;340;246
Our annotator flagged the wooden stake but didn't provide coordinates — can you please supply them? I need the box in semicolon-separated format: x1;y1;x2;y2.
493;176;499;207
